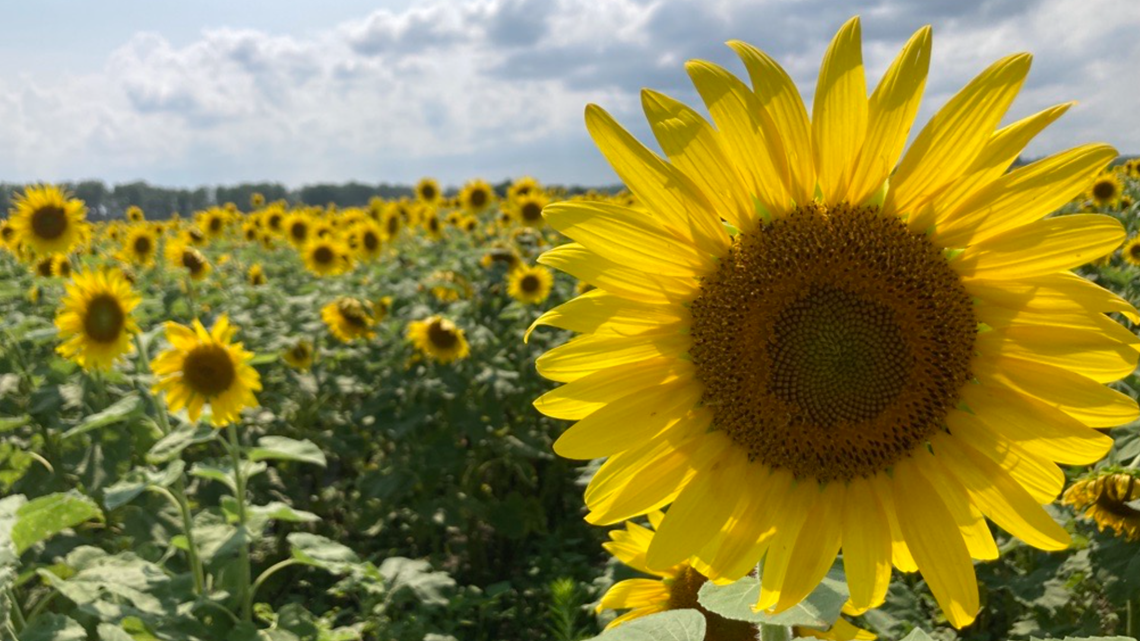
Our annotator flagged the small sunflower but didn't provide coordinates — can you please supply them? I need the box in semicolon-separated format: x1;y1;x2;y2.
250;192;266;209
52;254;72;279
303;238;352;276
126;205;145;223
353;220;385;262
481;247;522;272
33;255;56;278
460;179;495;215
514;192;549;227
151;315;261;427
9;184;89;255
381;207;403;242
373;296;393;322
416;177;442;204
122;226;159;267
426;270;472;302
321;297;376;343
598;514;873;640
407;315;470;364
1122;237;1140;266
1088;172;1123;207
282;338;314;371
508;176;542;202
508;264;555;305
197;207;229;240
248;263;267;286
55;268;141;371
1062;469;1140;541
284;212;312;247
165;241;212;281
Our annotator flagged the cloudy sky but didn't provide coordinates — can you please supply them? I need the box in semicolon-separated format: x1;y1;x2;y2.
3;0;1137;189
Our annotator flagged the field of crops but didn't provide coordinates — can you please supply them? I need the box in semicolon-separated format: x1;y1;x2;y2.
0;164;1138;641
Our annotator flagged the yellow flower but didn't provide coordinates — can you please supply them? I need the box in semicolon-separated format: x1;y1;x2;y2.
122;226;159;267
165;241;212;281
373;296;393;322
1088;172;1122;207
54;268;141;371
513;192;549;227
284;212;312;247
151;315;261;427
508;176;542;202
302;237;352;277
460;179;495;215
1122;237;1140;266
507;264;554;305
282;338;314;371
422;211;445;241
248;263;267;286
250;192;266;209
321;297;376;343
352;220;385;262
426;270;472;302
51;254;72;279
197;207;229;239
481;247;522;272
8;185;89;255
407;316;469;364
597;515;874;640
126;205;145;223
416;177;442;204
529;17;1137;629
1062;470;1140;541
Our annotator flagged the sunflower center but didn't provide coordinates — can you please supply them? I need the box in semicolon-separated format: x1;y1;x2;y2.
291;222;307;241
666;566;755;641
1093;180;1117;201
363;231;380;250
338;300;369;327
313;245;335;264
689;203;976;482
182;250;205;272
37;258;54;277
520;274;541;293
387;216;400;235
428;321;458;349
182;344;236;397
209;217;223;232
134;236;152;254
31;206;69;240
521;202;543;222
84;294;126;343
421;184;437;200
469;189;488;208
291;344;309;360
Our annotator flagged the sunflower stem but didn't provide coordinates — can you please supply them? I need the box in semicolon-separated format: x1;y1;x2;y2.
134;333;206;596
6;586;26;633
226;423;253;623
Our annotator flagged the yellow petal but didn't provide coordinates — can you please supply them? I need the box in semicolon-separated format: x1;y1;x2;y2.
965;271;1138;323
841;476;893;614
538;243;698;304
945;410;1064;504
873;473;917;572
846;26;931;206
696;465;792;584
813;16;868;205
933;434;1071;551
536;331;690;383
525;289;687;343
585;104;728;255
914;452;999;561
976;325;1137;384
935;144;1118;247
598;578;671;611
728;39;815;204
772;482;845;612
755;480;814;611
534;357;692;420
954;214;1124;281
892;459;979;629
887;53;1031;220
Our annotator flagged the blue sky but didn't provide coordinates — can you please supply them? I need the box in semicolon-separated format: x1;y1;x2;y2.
2;0;1137;189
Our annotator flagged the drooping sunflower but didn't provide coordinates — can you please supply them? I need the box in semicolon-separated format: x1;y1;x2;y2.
508;264;554;305
8;184;90;255
55;268;141;371
165;241;212;281
1062;470;1140;541
122;226;159;267
282;338;314;371
302;237;352;277
1088;172;1123;207
460;179;495;215
481;247;522;272
407;315;470;364
321;297;376;343
151;315;261;427
416;177;442;204
529;18;1137;629
598;514;873;640
33;255;56;278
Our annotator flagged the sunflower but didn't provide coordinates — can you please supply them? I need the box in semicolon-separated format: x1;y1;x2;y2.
598;514;873;640
426;270;472;302
241;222;259;243
8;184;89;255
407;316;470;364
197;207;229;240
460;179;495;215
303;237;352;277
508;176;542;202
285;212;312;247
125;205;145;223
55;268;141;371
528;18;1137;629
151;315;261;427
52;254;72;279
321;297;376;343
423;211;445;241
282;338;314;371
1088;172;1123;207
1122;237;1140;266
0;220;15;248
416;177;442;204
265;207;286;234
514;192;549;227
33;255;56;278
165;241;212;281
373;296;393;322
250;192;266;209
1062;470;1140;541
122;226;159;267
508;264;554;305
481;247;522;272
248;263;267;286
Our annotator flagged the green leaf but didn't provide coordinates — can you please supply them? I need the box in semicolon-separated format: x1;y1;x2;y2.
146;421;217;464
12;491;103;554
0;495;27;567
899;630;936;641
0;415;28;433
586;610;705;641
18;613;86;641
697;567;848;628
190;459;266;492
62;393;143;439
103;460;186;511
248;436;327;467
37;547;170;616
96;623;136;641
379;557;456;606
288;533;360;574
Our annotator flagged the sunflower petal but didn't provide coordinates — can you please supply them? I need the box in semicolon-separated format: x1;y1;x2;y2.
813;16;868;204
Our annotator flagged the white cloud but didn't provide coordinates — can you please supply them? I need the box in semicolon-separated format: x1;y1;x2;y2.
0;0;1136;188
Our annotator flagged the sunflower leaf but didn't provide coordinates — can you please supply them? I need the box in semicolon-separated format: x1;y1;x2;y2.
697;566;848;628
62;393;144;439
248;436;327;467
585;610;705;641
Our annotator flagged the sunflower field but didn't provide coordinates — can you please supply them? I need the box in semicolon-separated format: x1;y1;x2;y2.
4;18;1140;641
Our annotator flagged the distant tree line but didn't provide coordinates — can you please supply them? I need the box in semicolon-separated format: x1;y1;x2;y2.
0;179;620;221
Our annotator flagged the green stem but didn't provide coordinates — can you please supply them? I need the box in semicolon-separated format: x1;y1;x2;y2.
251;558;302;602
6;586;26;633
134;334;206;596
23;590;57;625
186;274;199;321
227;423;253;623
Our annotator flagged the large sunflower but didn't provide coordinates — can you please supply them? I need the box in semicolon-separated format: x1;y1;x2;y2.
55;268;141;371
598;513;873;641
407;316;470;364
529;17;1137;629
151;315;261;427
8;184;89;255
